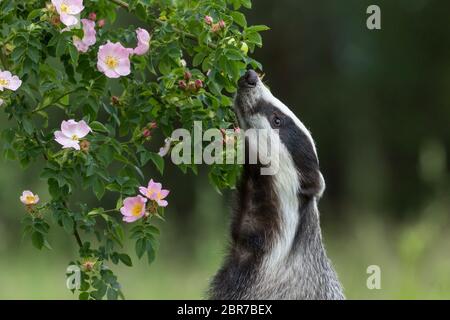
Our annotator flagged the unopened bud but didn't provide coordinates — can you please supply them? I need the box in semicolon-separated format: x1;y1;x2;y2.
184;71;192;80
204;15;213;25
148;122;157;129
80;140;90;152
88;12;97;21
142;128;151;138
97;19;105;28
111;96;120;105
194;79;203;90
218;20;226;29
50;15;61;26
178;80;187;90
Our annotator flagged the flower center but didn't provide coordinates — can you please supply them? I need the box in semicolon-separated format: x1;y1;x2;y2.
60;3;69;13
156;192;162;200
105;56;119;69
25;195;36;204
71;134;79;141
131;203;143;216
0;78;9;86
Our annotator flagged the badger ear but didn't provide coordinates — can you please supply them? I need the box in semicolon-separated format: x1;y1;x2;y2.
300;170;325;198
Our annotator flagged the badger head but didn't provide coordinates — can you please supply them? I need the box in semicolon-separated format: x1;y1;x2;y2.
235;70;325;199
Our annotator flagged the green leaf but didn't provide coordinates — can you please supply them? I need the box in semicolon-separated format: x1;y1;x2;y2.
79;292;90;300
27;9;42;20
107;288;118;300
31;232;44;250
93;178;105;200
135;3;147;20
69;44;79;65
245;25;270;33
118;253;133;267
231;11;247;28
56;37;67;57
148;153;164;174
193;52;207;67
135;238;146;259
241;0;252;8
90;121;109;133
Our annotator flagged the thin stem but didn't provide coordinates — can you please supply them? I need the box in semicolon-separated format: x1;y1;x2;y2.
32;89;78;114
73;223;83;248
108;0;129;8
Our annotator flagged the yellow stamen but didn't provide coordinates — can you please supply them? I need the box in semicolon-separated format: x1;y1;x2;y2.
25;196;36;204
71;134;79;141
0;78;9;86
60;3;69;13
105;56;119;69
131;203;143;216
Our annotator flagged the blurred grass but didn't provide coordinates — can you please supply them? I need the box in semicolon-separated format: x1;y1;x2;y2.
1;183;449;299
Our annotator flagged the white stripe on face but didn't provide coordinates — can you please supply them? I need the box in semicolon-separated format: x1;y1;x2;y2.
235;77;318;158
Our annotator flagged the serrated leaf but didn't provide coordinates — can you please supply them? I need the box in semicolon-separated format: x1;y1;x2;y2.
230;11;247;28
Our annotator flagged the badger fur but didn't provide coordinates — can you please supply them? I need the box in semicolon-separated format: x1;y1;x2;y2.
209;70;344;300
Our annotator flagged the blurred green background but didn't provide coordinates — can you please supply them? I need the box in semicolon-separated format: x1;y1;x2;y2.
1;0;450;299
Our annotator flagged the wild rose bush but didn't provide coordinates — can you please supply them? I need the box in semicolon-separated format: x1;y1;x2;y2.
0;0;267;299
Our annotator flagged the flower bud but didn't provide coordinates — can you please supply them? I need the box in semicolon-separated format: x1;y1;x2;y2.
204;15;213;25
80;140;90;152
218;20;226;29
211;23;221;33
111;95;120;105
194;79;203;90
188;81;197;91
97;19;105;28
89;12;97;21
142;128;151;138
148;122;157;129
184;71;192;80
46;3;56;13
50;15;61;27
178;80;187;90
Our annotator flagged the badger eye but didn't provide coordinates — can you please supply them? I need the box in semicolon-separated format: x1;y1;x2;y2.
271;115;282;127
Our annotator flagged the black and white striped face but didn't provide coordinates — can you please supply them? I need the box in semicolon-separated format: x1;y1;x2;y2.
235;70;325;198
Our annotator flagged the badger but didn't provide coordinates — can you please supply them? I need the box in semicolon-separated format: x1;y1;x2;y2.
209;70;344;300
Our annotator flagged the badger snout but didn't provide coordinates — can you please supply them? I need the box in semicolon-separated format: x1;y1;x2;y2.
235;70;263;123
238;70;259;88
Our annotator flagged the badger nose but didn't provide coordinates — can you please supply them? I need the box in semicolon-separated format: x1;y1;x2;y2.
239;70;258;88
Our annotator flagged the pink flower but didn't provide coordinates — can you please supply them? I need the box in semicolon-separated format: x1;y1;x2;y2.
73;19;96;53
54;119;91;150
120;195;147;223
0;70;22;91
158;138;171;157
204;15;213;25
139;179;170;207
51;0;84;27
20;190;40;205
133;28;151;56
97;41;133;78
